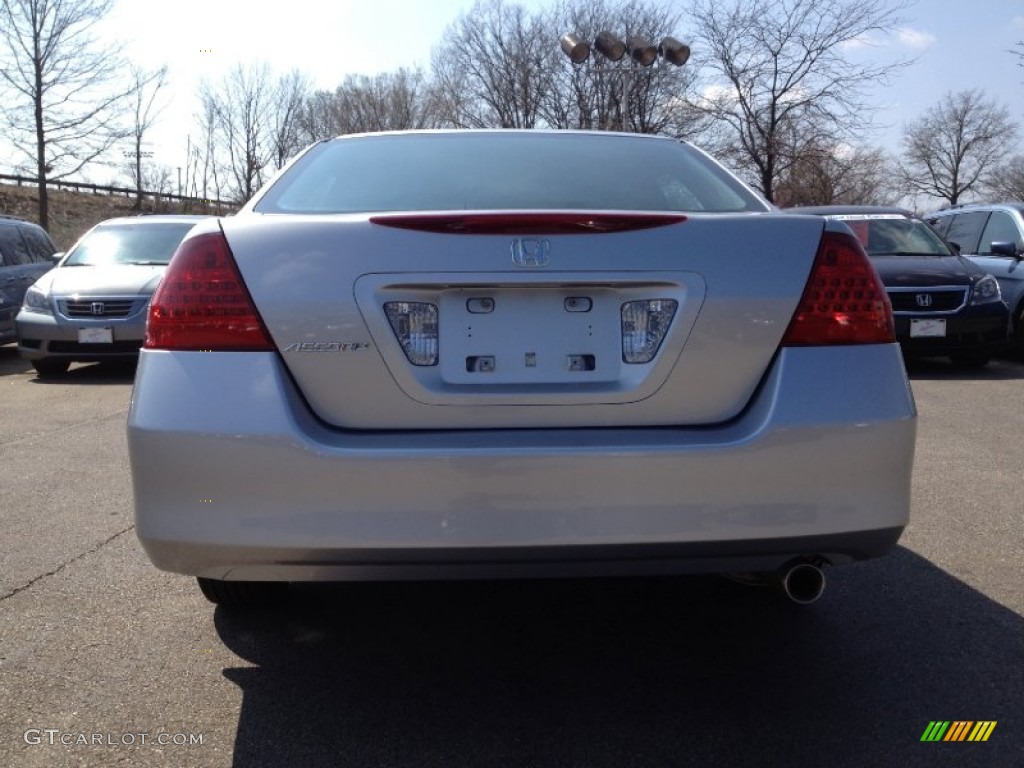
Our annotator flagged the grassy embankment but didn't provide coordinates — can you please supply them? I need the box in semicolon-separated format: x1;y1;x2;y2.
0;182;235;250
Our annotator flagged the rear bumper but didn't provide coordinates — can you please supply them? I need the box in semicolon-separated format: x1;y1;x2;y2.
128;344;917;581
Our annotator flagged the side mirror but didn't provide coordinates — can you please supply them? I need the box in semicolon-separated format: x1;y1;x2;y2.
947;240;962;255
989;241;1022;258
50;252;64;264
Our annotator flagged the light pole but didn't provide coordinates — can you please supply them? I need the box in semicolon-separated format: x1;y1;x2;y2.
559;31;690;132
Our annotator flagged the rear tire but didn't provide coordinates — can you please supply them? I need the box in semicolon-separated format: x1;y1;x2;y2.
196;577;287;608
31;358;71;376
949;351;990;370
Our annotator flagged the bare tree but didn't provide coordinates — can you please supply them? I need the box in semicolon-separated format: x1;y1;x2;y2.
199;63;275;203
195;65;317;202
900;89;1018;206
191;93;224;205
985;155;1024;202
431;0;553;128
0;0;138;230
126;65;169;210
298;89;339;144
303;69;436;140
687;0;909;203
774;143;898;207
269;69;313;170
542;0;703;137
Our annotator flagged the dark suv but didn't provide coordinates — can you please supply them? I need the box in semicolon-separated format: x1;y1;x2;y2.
0;216;58;345
925;204;1024;355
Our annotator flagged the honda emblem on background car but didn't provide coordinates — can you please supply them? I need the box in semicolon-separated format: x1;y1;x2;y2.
915;294;933;308
511;238;550;267
91;302;105;315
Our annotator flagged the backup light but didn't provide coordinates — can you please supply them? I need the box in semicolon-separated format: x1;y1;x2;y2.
384;302;438;366
621;299;677;363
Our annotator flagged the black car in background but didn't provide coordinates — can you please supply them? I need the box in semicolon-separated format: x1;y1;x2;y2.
788;206;1009;368
0;216;58;345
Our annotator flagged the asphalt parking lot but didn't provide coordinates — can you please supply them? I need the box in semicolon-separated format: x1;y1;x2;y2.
1;347;1021;768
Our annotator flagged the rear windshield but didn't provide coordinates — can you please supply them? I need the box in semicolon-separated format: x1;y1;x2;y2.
254;132;768;214
65;222;199;266
831;215;953;257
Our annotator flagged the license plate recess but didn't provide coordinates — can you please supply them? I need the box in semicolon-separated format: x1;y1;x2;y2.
439;288;621;384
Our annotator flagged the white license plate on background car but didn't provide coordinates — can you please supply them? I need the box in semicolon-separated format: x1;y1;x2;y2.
909;319;946;338
78;327;113;343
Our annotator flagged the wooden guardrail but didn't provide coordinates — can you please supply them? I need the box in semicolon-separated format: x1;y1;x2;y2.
0;172;237;209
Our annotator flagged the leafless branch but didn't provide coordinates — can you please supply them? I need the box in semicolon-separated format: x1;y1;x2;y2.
899;89;1018;206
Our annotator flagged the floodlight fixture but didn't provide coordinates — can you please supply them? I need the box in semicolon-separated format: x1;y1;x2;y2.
593;31;626;62
559;33;590;64
559;30;690;69
626;35;658;67
659;36;691;66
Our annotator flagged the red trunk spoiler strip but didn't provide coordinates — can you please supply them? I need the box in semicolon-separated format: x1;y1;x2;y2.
369;212;687;235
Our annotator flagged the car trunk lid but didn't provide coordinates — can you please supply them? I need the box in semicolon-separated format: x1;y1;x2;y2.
222;212;827;430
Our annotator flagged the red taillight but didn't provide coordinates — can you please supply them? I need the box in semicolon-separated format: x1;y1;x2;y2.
145;231;274;351
782;230;894;346
369;212;686;235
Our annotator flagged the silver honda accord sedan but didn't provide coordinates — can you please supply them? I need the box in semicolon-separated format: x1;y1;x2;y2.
127;130;917;608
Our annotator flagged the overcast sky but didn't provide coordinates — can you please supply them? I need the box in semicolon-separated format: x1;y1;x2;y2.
5;0;1024;187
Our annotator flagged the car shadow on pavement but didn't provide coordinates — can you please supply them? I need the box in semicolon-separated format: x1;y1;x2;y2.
213;547;1022;768
0;346;31;376
904;356;1024;381
25;360;138;384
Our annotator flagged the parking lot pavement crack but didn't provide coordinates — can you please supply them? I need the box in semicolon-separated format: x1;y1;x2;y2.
0;408;128;448
0;524;135;602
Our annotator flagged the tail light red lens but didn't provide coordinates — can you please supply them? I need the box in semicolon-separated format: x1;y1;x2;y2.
145;231;274;351
782;230;894;346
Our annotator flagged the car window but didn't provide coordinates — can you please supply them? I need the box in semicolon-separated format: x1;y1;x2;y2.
64;222;198;266
256;133;768;215
868;218;951;256
978;211;1023;253
20;227;57;263
943;211;989;254
0;226;32;265
925;215;951;238
831;216;951;256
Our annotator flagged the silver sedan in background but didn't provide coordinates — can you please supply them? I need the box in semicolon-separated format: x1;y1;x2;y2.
17;215;210;376
127;130;916;609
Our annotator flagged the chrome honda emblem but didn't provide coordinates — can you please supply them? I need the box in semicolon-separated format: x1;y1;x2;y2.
90;302;105;315
511;238;550;268
915;294;933;308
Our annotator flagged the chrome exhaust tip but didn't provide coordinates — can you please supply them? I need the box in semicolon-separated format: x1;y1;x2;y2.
778;560;826;604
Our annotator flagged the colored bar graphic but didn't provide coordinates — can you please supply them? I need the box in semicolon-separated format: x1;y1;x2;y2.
968;722;997;742
945;721;972;741
921;721;996;742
